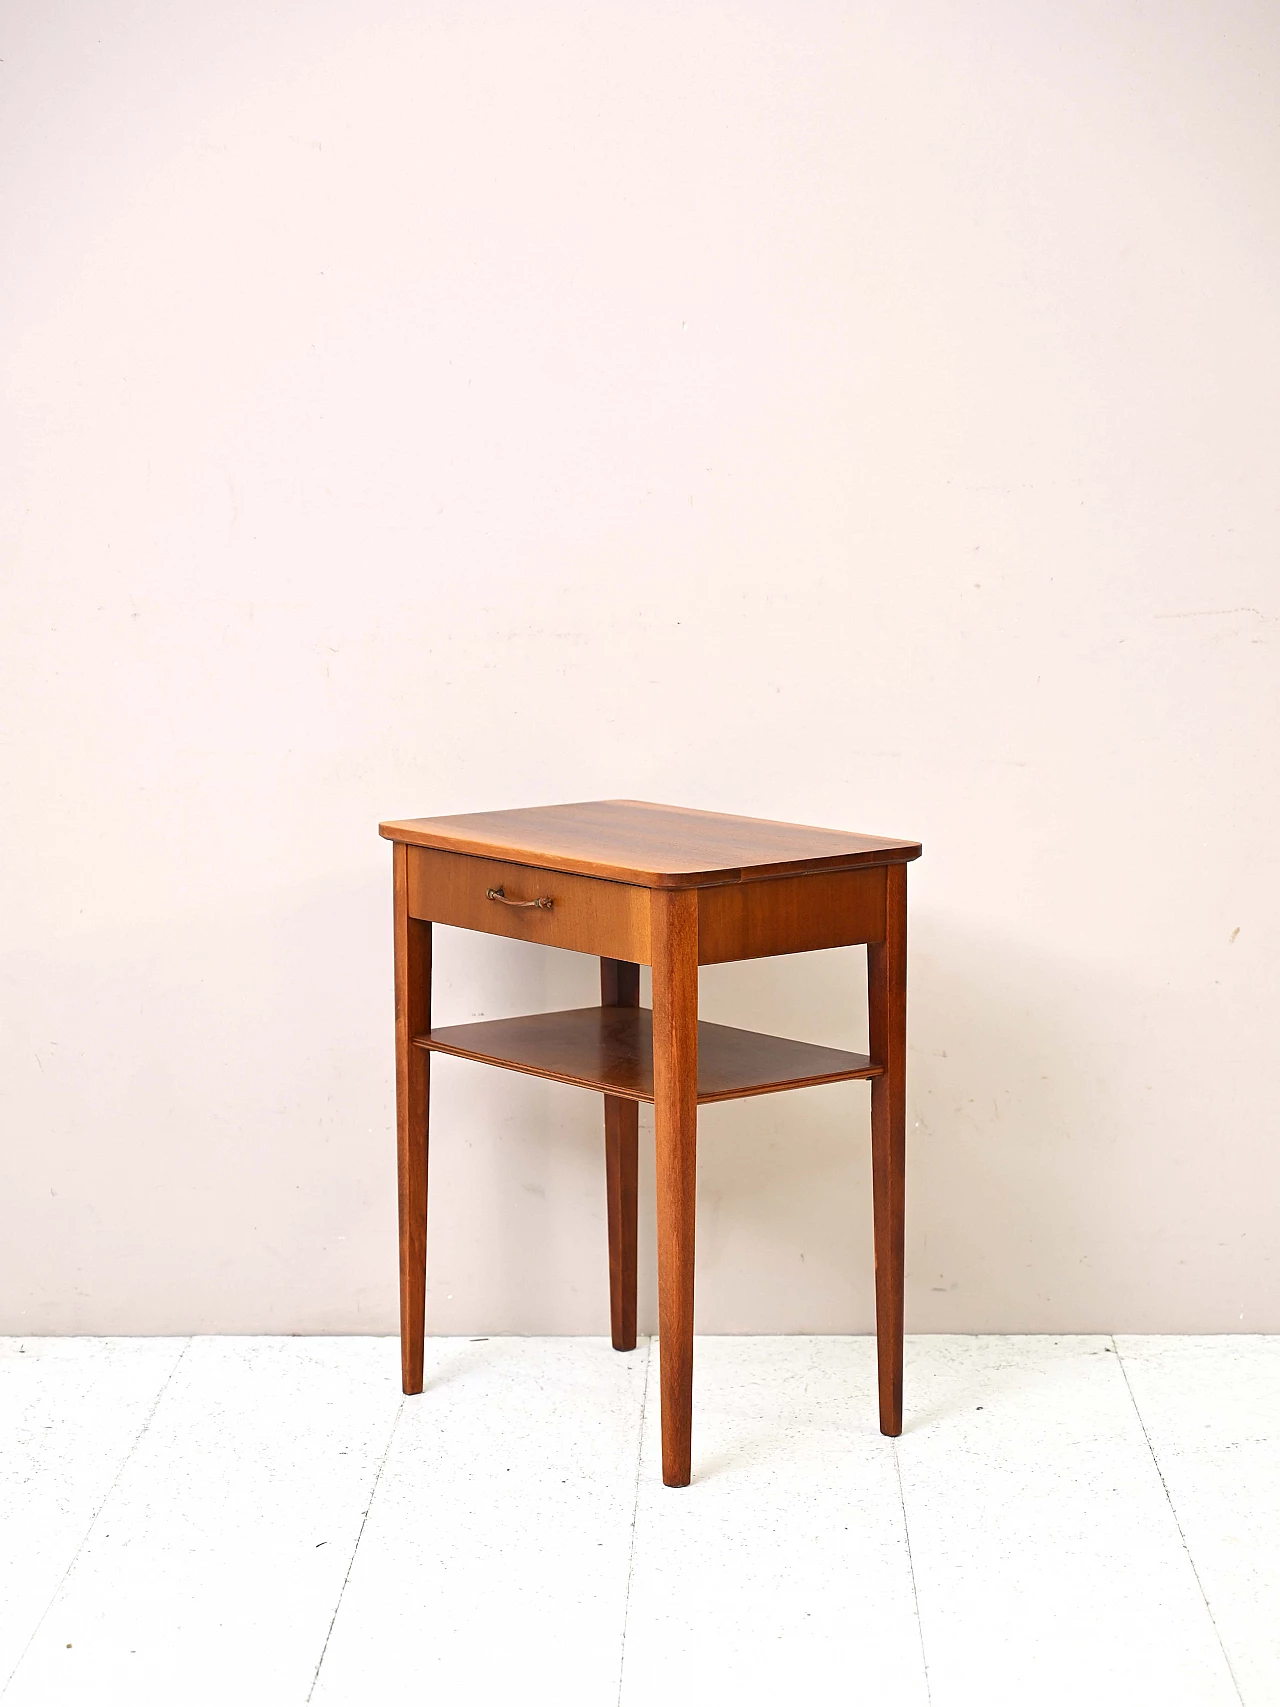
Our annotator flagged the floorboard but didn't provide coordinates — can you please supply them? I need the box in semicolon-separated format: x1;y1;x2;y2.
2;1339;400;1707
310;1337;648;1706
2;1335;1277;1707
894;1336;1241;1707
620;1336;928;1707
0;1337;184;1691
1116;1335;1280;1707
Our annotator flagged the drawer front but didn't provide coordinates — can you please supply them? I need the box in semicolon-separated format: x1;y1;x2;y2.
406;846;651;963
698;865;887;964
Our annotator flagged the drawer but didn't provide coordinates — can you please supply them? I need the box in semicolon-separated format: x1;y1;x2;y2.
406;846;651;963
697;864;887;964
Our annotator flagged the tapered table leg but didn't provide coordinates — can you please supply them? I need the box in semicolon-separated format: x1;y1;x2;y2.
601;959;640;1352
868;861;907;1435
393;842;431;1394
650;889;699;1487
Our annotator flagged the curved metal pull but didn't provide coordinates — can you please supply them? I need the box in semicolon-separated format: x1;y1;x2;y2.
486;885;553;911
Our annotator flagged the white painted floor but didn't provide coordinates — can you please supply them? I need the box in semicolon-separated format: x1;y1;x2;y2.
2;1337;1276;1706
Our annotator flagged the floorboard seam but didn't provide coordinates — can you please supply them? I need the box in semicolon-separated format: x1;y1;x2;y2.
614;1335;653;1707
0;1337;191;1701
1112;1334;1246;1707
892;1438;932;1706
306;1395;404;1704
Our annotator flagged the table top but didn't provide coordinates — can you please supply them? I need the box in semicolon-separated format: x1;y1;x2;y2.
379;799;921;888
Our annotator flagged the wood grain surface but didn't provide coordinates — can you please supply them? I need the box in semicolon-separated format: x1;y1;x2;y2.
868;861;908;1437
651;888;700;1487
416;1008;878;1103
600;958;640;1352
393;843;431;1396
382;799;921;888
697;864;887;963
405;845;649;962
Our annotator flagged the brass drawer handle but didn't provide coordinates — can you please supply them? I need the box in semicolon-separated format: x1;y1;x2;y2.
486;885;554;911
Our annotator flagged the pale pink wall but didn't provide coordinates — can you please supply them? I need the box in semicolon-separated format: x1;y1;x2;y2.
2;0;1277;1333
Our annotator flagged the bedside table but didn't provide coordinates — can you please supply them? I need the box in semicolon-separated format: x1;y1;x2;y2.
378;799;921;1487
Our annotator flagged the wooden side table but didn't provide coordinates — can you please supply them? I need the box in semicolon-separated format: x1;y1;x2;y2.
378;800;921;1487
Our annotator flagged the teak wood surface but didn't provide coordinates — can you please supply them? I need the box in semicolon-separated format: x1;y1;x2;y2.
868;862;908;1437
696;864;887;964
650;887;699;1486
405;842;889;967
406;844;650;963
600;959;640;1353
416;1009;877;1103
385;800;919;1486
392;843;430;1397
381;798;920;888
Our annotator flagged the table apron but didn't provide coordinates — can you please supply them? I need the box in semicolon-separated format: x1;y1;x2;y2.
403;846;889;966
405;845;651;962
697;865;888;963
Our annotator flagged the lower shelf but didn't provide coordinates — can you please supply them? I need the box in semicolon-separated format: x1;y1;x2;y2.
415;1006;879;1104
